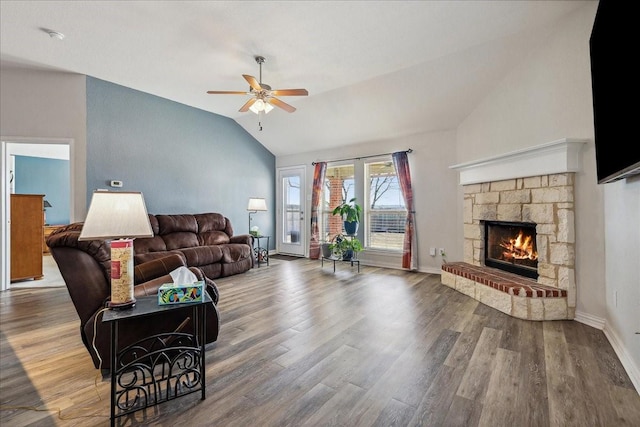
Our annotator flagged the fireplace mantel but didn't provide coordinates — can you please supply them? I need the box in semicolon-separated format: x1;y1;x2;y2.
450;138;587;185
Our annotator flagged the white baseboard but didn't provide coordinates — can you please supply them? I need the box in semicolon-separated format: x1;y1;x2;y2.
420;267;444;275
574;310;606;329
575;311;639;394
602;323;640;394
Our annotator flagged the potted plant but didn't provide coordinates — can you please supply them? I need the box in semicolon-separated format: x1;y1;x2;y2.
329;233;363;260
331;197;362;235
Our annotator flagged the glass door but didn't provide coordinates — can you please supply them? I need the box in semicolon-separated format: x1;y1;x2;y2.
277;166;306;256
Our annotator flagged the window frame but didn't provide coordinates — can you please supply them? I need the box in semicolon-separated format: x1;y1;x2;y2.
364;158;406;252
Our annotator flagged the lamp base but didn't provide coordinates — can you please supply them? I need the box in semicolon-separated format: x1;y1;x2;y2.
108;298;136;310
110;239;136;310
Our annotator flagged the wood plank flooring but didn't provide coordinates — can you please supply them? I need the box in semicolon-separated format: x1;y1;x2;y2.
1;258;639;426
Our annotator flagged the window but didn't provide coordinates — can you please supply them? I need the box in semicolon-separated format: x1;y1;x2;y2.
318;158;406;252
319;163;354;242
365;160;406;251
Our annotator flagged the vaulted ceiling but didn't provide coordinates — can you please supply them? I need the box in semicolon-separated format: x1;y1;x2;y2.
0;1;590;156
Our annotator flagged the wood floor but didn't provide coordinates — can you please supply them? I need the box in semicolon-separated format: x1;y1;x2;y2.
1;258;639;426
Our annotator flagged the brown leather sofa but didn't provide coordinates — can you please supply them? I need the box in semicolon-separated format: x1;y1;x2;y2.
133;213;254;279
47;225;221;371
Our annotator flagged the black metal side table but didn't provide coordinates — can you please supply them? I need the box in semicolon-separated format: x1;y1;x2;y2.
102;293;210;426
252;235;270;267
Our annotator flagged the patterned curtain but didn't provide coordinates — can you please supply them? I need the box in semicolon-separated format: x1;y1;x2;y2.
392;151;417;270
309;162;327;259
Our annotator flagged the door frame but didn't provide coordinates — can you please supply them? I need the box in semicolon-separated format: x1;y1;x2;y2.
276;165;307;257
1;136;75;291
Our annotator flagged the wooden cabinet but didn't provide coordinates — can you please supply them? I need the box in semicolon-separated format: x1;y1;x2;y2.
11;194;44;282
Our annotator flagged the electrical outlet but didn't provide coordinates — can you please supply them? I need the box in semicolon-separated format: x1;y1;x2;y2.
430;247;436;256
614;290;618;307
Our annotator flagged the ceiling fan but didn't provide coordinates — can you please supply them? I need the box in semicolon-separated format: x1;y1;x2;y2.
207;56;308;114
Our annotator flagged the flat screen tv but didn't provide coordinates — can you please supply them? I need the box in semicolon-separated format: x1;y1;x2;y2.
589;0;640;184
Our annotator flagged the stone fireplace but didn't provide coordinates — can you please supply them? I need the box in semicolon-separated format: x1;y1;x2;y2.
443;139;586;320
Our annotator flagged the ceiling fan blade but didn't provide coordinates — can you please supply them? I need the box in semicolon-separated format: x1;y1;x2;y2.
268;97;296;113
243;74;262;91
239;98;257;112
270;89;309;96
206;90;248;95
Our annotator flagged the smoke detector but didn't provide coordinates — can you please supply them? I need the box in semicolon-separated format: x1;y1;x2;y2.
43;29;65;40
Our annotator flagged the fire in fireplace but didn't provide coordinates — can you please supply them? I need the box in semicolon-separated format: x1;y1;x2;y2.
484;220;538;279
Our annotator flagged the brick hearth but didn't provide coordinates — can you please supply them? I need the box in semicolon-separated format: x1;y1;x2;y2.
441;262;569;320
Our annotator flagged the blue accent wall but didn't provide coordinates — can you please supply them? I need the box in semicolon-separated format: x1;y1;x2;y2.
14;156;71;225
86;77;275;245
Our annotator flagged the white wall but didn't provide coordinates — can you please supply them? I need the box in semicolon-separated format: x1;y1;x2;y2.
603;177;640;390
277;129;460;274
1;67;87;220
457;3;605;318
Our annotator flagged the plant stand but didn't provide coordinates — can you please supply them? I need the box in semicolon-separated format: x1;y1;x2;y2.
321;255;360;273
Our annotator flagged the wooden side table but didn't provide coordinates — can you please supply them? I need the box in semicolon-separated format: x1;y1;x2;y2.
102;294;210;426
43;225;65;254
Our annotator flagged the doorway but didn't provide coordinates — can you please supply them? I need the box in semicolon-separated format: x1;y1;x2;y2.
277;166;306;257
1;137;74;290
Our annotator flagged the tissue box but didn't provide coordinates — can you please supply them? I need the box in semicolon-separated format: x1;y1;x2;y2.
158;281;204;305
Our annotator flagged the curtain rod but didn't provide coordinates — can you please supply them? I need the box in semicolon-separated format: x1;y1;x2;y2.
311;148;412;165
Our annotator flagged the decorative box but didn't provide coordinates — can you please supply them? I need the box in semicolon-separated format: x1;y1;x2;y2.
158;281;204;305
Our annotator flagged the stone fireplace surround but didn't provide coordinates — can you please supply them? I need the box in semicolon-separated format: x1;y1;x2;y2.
441;139;587;321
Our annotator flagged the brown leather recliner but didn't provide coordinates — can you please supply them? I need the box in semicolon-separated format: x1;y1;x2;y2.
47;223;220;371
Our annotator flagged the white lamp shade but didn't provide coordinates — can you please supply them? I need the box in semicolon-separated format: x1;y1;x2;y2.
247;197;268;212
79;191;154;240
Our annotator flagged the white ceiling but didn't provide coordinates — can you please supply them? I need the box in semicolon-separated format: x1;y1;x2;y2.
0;1;591;156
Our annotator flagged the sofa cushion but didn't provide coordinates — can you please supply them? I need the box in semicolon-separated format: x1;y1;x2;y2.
180;246;224;267
198;231;230;246
134;250;185;265
157;214;198;234
222;243;252;263
195;213;227;232
163;232;199;250
134;235;167;254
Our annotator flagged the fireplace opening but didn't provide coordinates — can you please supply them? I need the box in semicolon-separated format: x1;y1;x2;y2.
484;220;538;279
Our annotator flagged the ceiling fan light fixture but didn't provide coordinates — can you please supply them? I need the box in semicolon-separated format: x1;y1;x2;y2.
249;99;274;114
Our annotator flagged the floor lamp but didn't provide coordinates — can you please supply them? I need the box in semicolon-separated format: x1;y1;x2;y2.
247;197;267;234
79;191;153;309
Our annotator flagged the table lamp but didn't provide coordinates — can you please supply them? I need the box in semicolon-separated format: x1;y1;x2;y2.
43;199;52;225
79;191;153;309
247;197;267;234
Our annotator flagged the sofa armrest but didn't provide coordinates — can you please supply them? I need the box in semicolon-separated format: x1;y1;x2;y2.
134;253;186;285
230;234;252;246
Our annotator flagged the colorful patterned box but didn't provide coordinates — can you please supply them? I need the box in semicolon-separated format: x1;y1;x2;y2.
158;281;204;305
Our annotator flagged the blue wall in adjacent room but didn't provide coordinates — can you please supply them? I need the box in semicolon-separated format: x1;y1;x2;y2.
14;155;71;225
86;77;275;246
